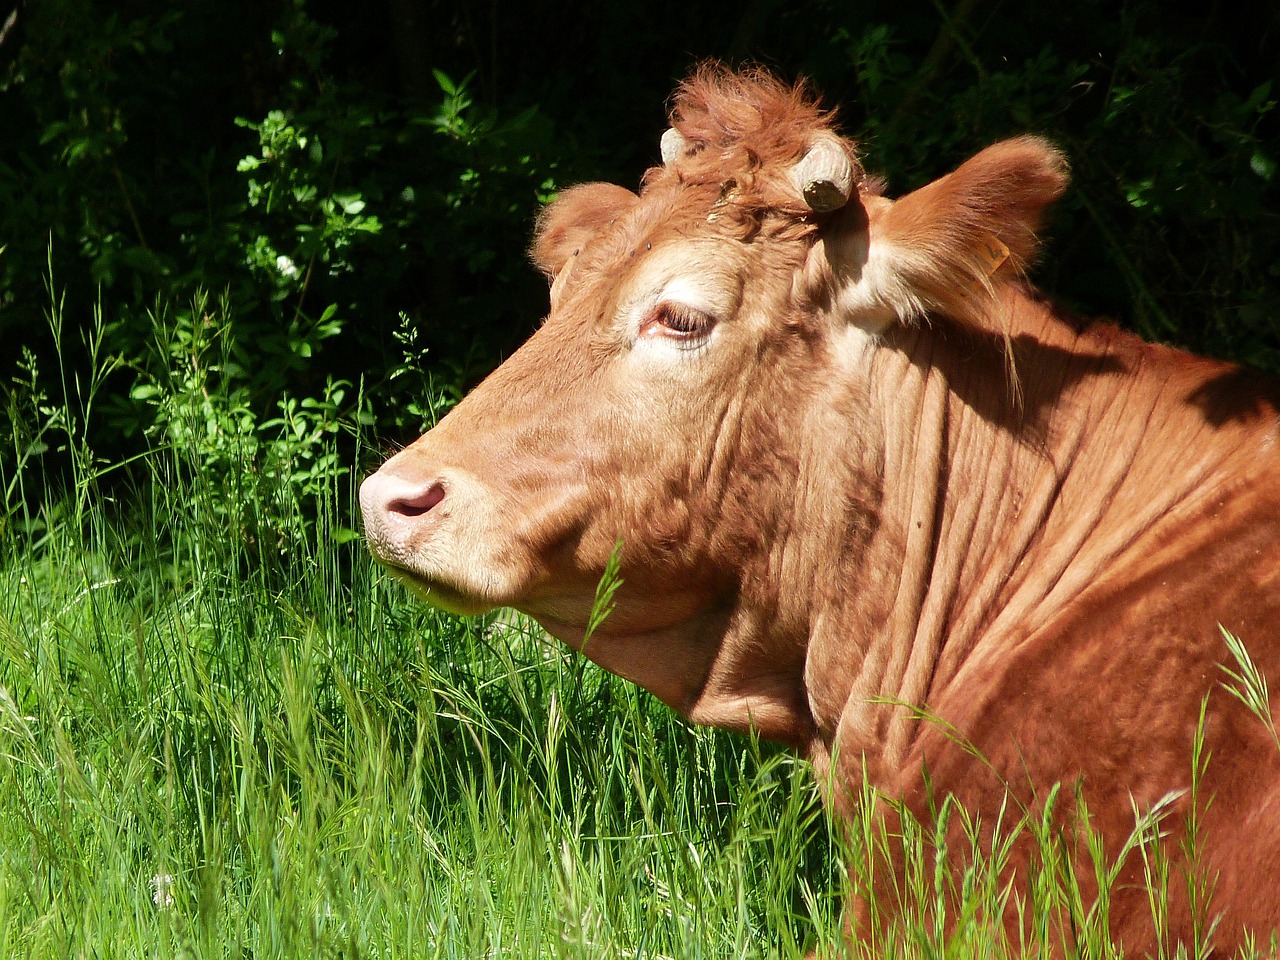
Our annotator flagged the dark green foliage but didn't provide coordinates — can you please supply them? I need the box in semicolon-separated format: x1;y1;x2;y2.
1;0;1277;485
790;2;1279;364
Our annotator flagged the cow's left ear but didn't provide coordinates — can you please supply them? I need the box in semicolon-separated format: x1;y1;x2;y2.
532;183;639;282
809;137;1069;330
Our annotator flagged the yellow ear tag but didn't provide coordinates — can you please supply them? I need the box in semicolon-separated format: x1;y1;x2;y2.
964;234;1012;297
977;234;1011;275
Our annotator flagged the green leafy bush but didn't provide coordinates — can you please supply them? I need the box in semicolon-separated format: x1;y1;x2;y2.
1;0;576;482
1;0;1275;508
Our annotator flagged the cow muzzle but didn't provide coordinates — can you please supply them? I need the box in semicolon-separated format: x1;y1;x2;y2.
360;470;446;552
359;465;518;615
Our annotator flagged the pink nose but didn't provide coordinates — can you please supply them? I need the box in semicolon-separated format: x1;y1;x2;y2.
360;471;446;531
388;479;445;517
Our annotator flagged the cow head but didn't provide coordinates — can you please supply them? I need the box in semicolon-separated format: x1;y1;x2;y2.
361;67;1067;739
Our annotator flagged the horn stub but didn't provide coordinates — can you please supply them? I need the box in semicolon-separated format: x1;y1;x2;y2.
791;137;854;212
660;128;686;166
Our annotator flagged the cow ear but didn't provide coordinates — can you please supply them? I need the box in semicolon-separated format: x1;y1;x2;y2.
821;136;1069;329
531;183;639;281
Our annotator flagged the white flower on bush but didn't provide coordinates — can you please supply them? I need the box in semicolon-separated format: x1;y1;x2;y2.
151;872;176;908
276;254;300;279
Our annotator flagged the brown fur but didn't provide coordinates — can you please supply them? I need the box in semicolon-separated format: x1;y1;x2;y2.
644;65;856;240
362;68;1280;955
878;135;1069;322
532;182;638;279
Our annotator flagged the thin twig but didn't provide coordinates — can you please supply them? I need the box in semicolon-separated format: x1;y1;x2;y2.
111;156;149;250
892;0;987;127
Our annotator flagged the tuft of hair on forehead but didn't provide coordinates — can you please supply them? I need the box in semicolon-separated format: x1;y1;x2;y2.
669;64;836;167
650;64;860;233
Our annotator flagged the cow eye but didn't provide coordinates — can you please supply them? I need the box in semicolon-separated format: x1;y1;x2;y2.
640;302;715;341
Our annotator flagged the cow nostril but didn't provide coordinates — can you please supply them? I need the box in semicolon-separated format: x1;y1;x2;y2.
389;481;445;518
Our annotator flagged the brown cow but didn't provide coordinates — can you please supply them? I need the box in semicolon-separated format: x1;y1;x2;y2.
361;67;1280;953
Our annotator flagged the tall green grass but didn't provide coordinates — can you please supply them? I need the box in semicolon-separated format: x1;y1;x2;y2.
1;293;1273;958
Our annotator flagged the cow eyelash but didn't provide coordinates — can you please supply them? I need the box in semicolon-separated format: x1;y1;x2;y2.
640;301;715;340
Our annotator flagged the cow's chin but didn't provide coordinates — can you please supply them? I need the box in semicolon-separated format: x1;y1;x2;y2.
381;564;507;617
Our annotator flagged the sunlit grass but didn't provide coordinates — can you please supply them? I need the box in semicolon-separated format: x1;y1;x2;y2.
0;474;849;957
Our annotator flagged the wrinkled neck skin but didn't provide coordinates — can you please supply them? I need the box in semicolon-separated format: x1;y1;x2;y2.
666;284;1280;797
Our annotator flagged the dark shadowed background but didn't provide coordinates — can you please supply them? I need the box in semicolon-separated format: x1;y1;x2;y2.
1;0;1277;490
